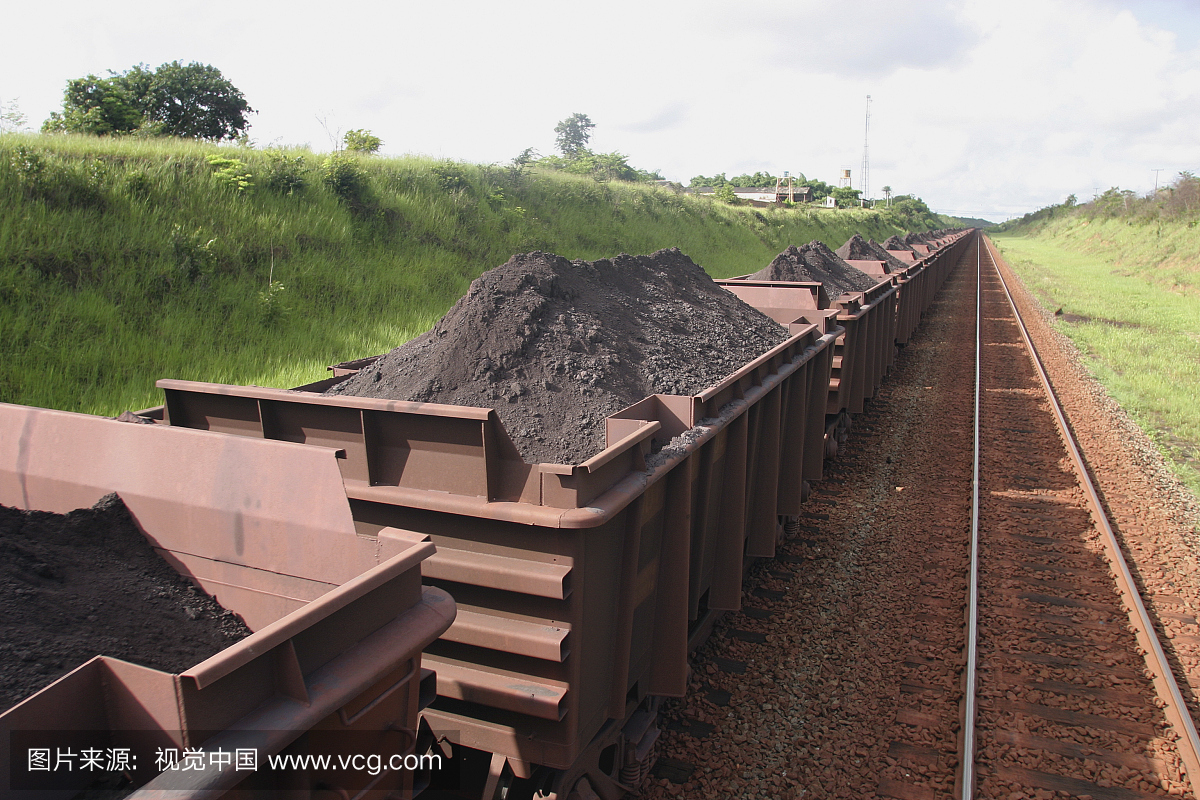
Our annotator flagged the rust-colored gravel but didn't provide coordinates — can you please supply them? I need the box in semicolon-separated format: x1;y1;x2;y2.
640;234;1200;799
643;242;978;799
971;244;1192;798
993;241;1200;727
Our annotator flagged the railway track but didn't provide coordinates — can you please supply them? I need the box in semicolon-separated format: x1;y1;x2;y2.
957;236;1200;797
886;233;1200;798
640;231;1200;800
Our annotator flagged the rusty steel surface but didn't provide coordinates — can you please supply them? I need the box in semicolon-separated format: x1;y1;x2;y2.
637;232;972;800
631;228;1197;800
722;233;973;421
0;406;455;798
144;309;841;796
0;403;376;622
0;232;972;799
142;237;970;799
156;322;832;517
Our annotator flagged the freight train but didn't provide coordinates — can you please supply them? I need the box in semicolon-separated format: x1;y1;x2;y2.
0;228;972;799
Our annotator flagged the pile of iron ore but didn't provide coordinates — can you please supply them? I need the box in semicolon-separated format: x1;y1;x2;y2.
0;494;250;710
748;242;880;297
882;234;916;253
835;234;910;273
326;249;790;465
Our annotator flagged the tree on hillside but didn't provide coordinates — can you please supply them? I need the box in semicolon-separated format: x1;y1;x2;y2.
729;171;779;188
889;195;934;221
689;173;728;188
554;113;594;158
803;179;835;202
43;62;253;141
1;97;28;133
344;129;382;153
691;171;806;189
831;186;862;208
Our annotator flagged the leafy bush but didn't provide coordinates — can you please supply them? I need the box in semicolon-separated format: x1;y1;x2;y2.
343;129;382;154
320;153;368;204
262;150;307;194
43;62;252;141
538;150;661;183
712;185;738;204
431;161;471;192
122;170;153;200
7;145;107;209
258;280;287;324
206;154;253;193
171;225;217;283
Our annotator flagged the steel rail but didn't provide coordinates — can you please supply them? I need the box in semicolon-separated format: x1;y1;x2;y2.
982;233;1200;790
955;233;983;799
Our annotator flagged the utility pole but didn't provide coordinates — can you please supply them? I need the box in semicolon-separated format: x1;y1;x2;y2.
860;95;871;207
1152;169;1164;195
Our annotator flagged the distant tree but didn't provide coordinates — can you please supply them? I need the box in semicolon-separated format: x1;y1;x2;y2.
537;150;660;183
343;129;382;153
890;195;934;221
512;147;539;167
729;171;778;188
831;186;863;208
554;113;594;158
705;185;736;204
143;62;252;140
881;185;893;207
43;74;142;135
1;97;28;133
1170;172;1199;215
690;173;727;188
804;179;836;202
43;62;252;141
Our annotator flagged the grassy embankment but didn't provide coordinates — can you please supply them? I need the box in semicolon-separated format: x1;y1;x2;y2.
1;133;947;416
991;212;1200;495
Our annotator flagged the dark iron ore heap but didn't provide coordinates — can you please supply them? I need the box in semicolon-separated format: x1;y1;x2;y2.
834;234;910;274
882;235;917;253
748;241;880;297
0;494;251;709
326;249;790;465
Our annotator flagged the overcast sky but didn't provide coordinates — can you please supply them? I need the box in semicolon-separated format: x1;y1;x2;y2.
4;0;1199;222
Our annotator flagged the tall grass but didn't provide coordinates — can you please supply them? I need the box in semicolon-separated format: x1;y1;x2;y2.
1;133;944;416
991;232;1200;496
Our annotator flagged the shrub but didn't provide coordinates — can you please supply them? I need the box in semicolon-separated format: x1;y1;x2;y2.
8;146;107;209
206;154;253;193
712;185;738;204
258;280;287;324
262;150;307;195
320;153;368;203
430;161;471;193
171;225;217;283
123;170;153;200
343;129;382;154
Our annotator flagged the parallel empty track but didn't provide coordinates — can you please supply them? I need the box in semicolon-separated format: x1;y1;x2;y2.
957;236;1200;798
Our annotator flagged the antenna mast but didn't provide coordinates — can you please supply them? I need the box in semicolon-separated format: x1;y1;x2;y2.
861;95;871;207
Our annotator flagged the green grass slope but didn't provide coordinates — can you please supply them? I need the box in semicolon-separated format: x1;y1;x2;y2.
1;133;945;415
992;216;1200;495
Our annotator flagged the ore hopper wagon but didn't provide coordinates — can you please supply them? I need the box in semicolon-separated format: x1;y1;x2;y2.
0;231;967;800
